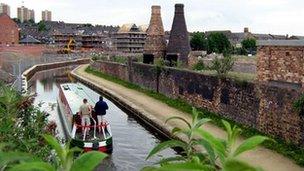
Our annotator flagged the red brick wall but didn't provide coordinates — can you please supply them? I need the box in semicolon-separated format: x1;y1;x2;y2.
257;46;304;87
92;60;304;145
0;14;19;45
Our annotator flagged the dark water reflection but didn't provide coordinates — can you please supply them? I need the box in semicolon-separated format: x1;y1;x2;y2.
28;66;177;171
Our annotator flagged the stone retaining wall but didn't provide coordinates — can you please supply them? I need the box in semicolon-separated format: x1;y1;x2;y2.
91;60;304;145
23;58;90;81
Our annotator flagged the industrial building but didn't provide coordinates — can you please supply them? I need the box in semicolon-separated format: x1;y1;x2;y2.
113;24;147;53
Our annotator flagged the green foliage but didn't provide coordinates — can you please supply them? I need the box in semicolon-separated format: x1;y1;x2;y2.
207;33;231;54
0;83;51;160
293;94;304;116
1;134;107;171
190;32;207;51
147;108;211;162
12;18;21;24
192;60;206;71
70;151;107;171
241;38;257;54
112;56;128;64
28;19;35;24
38;21;47;32
146;108;268;170
210;55;235;77
85;66;304;166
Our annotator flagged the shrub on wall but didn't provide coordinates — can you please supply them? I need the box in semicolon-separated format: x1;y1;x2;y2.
293;94;304;116
210;55;235;77
192;60;206;71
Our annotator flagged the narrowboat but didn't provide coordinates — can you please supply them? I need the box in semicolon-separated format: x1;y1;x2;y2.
57;83;113;153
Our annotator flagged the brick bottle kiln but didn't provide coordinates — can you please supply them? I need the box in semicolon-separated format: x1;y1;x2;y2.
143;6;166;64
166;4;191;66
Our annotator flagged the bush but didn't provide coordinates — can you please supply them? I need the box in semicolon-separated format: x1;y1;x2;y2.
293;94;304;116
0;83;53;160
192;60;206;71
210;55;235;77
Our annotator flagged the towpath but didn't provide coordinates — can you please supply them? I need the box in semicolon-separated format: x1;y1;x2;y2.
73;64;303;171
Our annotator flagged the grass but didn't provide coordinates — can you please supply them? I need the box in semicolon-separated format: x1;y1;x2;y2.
196;70;256;82
85;66;304;166
231;55;257;62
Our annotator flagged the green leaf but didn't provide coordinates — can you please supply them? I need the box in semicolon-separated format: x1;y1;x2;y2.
8;162;55;171
42;134;64;164
196;139;216;165
222;158;264;171
0;151;35;168
70;151;107;171
192;107;199;125
196;129;226;163
193;118;211;130
154;162;215;171
233;136;269;157
141;166;158;171
146;140;188;160
166;117;191;129
171;127;191;137
156;156;186;165
222;120;232;137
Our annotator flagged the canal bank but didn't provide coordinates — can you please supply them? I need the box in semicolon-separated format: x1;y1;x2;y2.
71;64;303;171
23;58;90;82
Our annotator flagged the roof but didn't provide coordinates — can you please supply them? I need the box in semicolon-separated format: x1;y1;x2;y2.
0;13;18;28
19;35;41;44
60;83;97;115
138;25;148;32
257;40;304;46
118;23;147;33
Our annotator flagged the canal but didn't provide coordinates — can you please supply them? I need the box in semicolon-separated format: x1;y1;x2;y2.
27;66;177;171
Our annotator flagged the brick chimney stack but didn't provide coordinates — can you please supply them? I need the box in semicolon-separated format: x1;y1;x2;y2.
143;6;166;63
166;4;190;66
244;27;249;33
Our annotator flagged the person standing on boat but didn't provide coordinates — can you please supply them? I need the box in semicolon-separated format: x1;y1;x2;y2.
79;98;92;134
94;96;109;132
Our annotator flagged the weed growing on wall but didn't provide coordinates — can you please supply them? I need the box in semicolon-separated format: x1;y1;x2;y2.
293;94;304;116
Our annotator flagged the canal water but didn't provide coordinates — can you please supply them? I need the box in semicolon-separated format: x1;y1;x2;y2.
27;66;177;171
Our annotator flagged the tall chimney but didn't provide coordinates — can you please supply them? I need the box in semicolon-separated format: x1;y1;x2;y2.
244;27;249;33
166;4;190;66
143;5;166;62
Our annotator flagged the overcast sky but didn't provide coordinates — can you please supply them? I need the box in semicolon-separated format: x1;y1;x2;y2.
2;0;304;35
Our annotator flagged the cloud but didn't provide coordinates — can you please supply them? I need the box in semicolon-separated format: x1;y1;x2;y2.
2;0;304;35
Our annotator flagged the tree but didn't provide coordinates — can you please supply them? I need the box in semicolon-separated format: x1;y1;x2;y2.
38;21;47;32
28;19;35;24
207;33;231;54
12;18;20;24
241;38;257;54
190;32;207;51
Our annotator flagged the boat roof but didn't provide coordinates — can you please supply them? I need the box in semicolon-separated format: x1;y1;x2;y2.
60;83;97;115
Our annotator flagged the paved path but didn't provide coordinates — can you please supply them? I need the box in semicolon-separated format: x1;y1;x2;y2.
73;64;303;171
